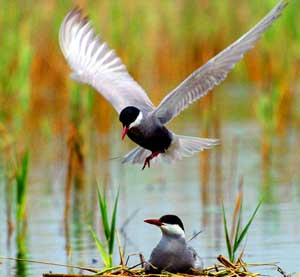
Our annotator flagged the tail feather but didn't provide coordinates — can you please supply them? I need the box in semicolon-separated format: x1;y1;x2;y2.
122;147;151;164
161;135;220;162
122;135;220;165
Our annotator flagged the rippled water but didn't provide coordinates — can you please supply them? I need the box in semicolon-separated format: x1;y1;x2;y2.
0;120;299;276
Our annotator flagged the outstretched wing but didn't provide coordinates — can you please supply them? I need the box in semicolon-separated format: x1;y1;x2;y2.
154;0;288;124
59;8;154;114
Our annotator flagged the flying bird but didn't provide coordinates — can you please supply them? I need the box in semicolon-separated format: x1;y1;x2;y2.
59;0;288;169
144;214;203;273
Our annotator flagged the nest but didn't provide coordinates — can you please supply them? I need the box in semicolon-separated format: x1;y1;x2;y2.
42;255;262;277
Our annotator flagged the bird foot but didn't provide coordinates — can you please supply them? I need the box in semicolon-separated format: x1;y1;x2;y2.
142;151;161;170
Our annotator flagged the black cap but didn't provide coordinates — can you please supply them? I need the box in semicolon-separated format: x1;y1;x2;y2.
119;106;140;127
159;214;184;231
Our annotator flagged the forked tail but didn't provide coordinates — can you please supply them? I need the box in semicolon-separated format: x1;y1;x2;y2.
122;135;220;165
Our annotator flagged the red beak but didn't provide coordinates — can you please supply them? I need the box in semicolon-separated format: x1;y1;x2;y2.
144;219;162;226
121;126;129;140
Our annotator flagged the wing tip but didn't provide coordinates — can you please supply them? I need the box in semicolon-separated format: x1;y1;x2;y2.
66;6;85;21
59;6;89;45
271;0;289;20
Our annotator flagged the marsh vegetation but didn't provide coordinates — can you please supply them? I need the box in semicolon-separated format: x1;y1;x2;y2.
0;0;299;276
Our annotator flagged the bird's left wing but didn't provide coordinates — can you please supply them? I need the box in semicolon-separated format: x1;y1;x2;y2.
153;0;288;125
59;8;154;114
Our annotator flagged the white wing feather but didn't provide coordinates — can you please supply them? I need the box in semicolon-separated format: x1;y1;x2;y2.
122;147;151;164
154;0;288;124
122;135;219;165
59;8;154;114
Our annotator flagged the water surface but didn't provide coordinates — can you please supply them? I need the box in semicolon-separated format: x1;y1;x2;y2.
0;120;299;276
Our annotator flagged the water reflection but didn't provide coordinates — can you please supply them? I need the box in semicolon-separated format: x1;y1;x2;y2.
16;231;28;277
0;121;299;276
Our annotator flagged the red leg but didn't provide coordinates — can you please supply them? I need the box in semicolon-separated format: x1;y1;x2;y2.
142;151;162;170
142;157;151;170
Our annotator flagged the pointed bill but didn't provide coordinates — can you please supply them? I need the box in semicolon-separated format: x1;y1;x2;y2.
144;219;162;226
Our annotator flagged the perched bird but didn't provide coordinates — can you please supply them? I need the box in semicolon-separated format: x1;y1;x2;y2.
144;214;203;273
59;1;288;169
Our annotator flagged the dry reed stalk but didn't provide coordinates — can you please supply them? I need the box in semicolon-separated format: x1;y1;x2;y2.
93;94;111;135
116;230;125;267
226;137;239;196
277;80;292;136
64;126;75;257
64;124;85;257
30;35;69;137
212;102;223;204
0;124;18;246
199;93;214;207
43;274;96;277
230;178;243;244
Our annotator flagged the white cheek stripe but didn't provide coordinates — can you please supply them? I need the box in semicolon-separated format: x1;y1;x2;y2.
161;224;185;237
129;111;143;128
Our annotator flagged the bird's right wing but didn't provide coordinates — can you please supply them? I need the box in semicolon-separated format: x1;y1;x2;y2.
59;8;154;114
187;246;203;271
153;0;288;125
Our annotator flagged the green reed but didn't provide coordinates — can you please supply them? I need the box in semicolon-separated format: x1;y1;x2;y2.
14;150;30;276
255;88;281;136
90;186;120;268
222;190;262;263
0;2;32;125
0;0;298;183
0;1;297;122
15;151;29;231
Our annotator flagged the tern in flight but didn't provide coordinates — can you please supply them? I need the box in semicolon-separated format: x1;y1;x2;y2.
59;0;288;169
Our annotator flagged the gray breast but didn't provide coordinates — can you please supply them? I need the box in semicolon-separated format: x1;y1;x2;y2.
128;115;172;152
147;238;202;273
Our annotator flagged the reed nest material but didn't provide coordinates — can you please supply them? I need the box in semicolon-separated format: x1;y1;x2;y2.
43;255;261;277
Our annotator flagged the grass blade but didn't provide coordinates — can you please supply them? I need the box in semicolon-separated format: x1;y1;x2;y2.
97;186;110;241
108;187;120;254
230;178;243;244
16;150;29;224
234;199;263;252
92;185;120;268
233;198;243;251
89;226;110;267
222;202;233;262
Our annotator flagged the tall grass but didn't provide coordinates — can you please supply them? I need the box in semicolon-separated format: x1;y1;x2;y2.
90;186;120;268
14;150;30;277
255;88;284;200
255;89;281;137
15;150;29;234
0;1;297;132
222;185;262;263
